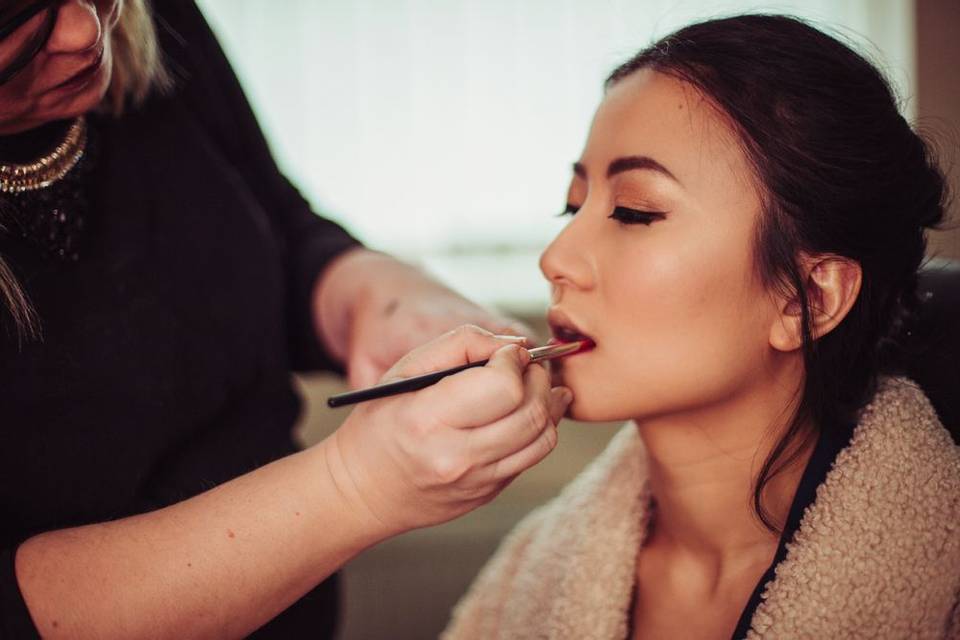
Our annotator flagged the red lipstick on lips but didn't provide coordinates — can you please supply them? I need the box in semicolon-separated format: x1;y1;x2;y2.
547;311;596;354
547;336;596;353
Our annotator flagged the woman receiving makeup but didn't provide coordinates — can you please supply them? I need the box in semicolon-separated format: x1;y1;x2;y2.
0;1;572;637
444;14;959;639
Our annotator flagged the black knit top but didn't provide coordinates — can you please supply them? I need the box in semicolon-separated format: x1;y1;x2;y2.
0;2;359;637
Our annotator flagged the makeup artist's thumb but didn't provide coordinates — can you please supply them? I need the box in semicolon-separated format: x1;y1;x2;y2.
549;386;573;424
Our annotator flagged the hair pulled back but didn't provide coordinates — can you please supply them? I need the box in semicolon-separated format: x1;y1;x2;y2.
607;14;947;530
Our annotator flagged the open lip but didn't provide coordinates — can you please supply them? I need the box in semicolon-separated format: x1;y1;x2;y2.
546;308;596;349
47;45;104;93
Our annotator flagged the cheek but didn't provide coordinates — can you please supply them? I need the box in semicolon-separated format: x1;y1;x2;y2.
567;220;775;421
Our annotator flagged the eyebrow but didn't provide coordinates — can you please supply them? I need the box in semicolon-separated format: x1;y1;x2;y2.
572;155;678;183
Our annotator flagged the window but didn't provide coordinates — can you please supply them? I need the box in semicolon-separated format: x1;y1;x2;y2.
197;0;915;312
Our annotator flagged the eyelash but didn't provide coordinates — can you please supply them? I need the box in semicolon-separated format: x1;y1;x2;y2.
559;204;664;226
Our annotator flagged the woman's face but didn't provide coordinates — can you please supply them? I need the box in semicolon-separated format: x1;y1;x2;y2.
541;69;789;423
0;0;120;134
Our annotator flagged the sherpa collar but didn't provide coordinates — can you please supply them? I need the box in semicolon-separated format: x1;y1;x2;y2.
443;378;960;639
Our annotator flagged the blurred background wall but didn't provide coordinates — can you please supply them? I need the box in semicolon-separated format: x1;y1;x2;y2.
917;0;960;259
196;0;945;314
194;1;958;637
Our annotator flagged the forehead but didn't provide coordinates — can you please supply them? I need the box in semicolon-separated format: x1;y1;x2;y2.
582;68;758;195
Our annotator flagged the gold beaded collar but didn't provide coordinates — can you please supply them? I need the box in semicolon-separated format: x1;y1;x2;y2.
0;117;87;194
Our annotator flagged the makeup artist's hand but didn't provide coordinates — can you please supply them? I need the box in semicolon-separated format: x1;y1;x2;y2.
313;249;535;388
323;325;571;535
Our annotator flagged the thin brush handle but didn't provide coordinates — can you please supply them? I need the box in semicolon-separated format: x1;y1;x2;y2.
326;341;586;408
327;360;488;408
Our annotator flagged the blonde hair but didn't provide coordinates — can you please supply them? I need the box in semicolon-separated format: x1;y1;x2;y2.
1;0;170;343
103;0;172;116
0;243;40;344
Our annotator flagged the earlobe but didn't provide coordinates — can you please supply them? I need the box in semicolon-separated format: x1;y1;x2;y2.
769;306;803;352
769;256;862;353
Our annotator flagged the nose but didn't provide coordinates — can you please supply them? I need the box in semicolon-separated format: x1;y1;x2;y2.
539;212;596;298
45;1;102;55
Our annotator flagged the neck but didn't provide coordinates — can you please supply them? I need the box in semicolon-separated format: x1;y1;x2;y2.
0;119;73;164
636;364;815;563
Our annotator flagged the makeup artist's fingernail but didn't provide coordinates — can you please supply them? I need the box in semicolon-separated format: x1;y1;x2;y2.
494;334;529;343
515;344;531;366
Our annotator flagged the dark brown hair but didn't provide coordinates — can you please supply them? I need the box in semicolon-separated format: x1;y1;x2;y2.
607;14;947;531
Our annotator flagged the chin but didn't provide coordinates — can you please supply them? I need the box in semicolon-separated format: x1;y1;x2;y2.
554;369;636;423
565;398;635;423
68;69;113;115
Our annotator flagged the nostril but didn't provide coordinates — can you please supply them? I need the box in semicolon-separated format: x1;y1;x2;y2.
44;1;102;55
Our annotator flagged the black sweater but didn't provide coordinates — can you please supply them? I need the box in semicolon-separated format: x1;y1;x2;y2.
0;2;359;637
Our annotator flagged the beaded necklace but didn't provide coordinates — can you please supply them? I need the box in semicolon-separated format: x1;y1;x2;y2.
0;117;94;261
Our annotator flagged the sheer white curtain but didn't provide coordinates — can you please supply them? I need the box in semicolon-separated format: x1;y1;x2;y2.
196;0;914;311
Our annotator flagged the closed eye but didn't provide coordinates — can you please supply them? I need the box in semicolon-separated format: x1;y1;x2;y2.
557;204;665;225
557;203;580;217
609;206;664;225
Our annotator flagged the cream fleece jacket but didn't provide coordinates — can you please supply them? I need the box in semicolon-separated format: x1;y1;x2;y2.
443;378;960;639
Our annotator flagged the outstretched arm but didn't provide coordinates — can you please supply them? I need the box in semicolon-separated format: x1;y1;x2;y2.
13;327;571;639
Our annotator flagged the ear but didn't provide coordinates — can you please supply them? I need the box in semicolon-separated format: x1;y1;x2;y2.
769;256;862;352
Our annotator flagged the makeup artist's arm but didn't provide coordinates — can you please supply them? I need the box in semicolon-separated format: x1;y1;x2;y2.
314;247;535;388
14;327;571;639
157;4;520;385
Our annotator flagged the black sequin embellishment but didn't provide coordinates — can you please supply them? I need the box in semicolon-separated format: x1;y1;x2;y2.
0;123;96;262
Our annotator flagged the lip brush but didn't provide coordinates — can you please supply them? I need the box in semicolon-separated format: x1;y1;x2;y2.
326;341;590;408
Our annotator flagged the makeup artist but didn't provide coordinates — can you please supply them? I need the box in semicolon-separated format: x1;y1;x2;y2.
0;1;573;638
